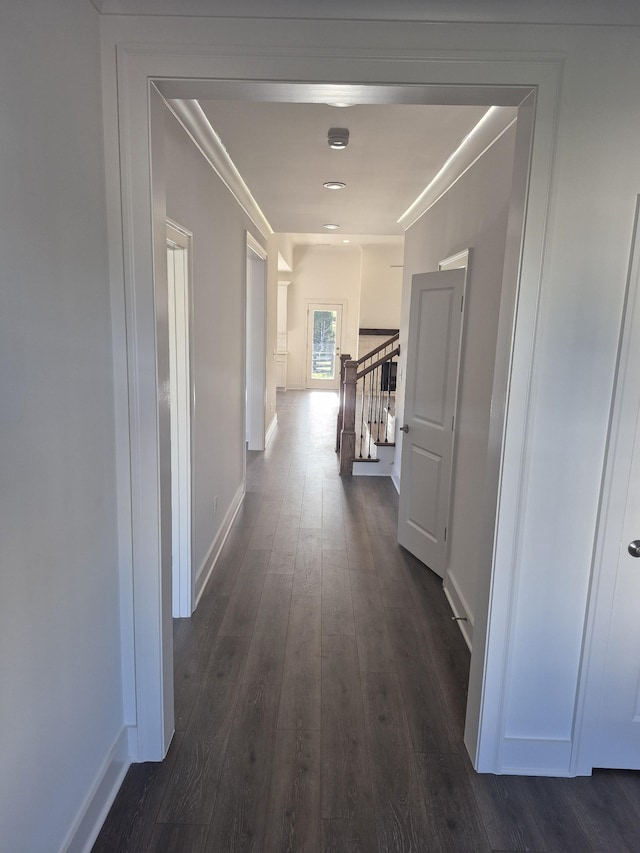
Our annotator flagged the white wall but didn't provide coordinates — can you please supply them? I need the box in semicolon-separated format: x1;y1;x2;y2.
400;125;517;645
163;107;266;583
359;243;403;329
0;2;123;851
287;245;362;388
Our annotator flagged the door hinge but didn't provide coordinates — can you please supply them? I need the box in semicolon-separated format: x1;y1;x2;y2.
444;526;447;542
461;294;464;312
452;415;455;431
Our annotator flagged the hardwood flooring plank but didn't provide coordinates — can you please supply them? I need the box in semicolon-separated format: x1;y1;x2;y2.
173;593;230;731
519;776;622;853
321;635;374;824
292;529;322;597
278;594;322;731
346;541;376;574
349;571;396;673
322;559;355;637
147;823;209;852
536;773;640;853
273;514;301;552
386;607;459;754
91;762;166;853
218;549;269;637
470;769;553;852
416;752;491;852
205;680;280;852
321;523;347;552
157;635;250;825
263;729;321;853
242;572;293;684
321;819;378;853
268;547;297;574
247;497;284;550
300;484;323;530
361;672;434;852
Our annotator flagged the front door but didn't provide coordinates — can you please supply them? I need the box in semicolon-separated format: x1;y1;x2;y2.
398;269;465;578
306;302;343;390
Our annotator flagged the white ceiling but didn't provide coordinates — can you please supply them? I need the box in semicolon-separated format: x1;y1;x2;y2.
197;100;488;237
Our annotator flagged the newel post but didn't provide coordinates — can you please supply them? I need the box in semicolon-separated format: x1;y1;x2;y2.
339;359;358;475
335;353;351;453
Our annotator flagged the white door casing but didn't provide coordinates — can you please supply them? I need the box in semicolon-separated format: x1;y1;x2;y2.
246;233;267;451
106;37;560;767
166;221;193;618
398;269;466;578
306;301;344;390
575;197;640;773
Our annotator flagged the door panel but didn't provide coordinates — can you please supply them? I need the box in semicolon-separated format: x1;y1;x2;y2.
306;302;343;390
398;269;465;577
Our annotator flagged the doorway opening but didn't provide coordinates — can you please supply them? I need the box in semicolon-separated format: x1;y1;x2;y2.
306;301;345;390
114;60;555;771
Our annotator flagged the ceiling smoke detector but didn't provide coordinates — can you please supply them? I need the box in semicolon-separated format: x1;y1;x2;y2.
328;128;349;150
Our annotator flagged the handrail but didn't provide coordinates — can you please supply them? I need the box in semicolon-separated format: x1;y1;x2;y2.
356;332;399;366
356;345;400;380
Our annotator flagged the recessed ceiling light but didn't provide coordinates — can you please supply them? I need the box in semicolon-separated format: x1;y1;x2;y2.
323;181;346;190
342;239;351;244
323;223;340;230
328;128;349;150
328;102;352;108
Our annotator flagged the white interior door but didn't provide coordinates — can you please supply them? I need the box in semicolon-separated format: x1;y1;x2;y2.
398;269;466;578
306;302;343;390
580;200;640;770
167;223;193;617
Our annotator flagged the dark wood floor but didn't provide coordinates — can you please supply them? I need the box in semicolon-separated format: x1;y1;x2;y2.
94;390;640;853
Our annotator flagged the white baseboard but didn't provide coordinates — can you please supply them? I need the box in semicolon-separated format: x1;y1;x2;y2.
195;481;246;607
390;465;400;494
265;413;278;447
443;570;474;651
62;726;132;853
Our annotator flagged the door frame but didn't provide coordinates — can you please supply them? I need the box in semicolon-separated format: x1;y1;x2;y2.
305;299;346;390
166;220;194;618
245;233;268;451
437;249;470;580
104;38;561;766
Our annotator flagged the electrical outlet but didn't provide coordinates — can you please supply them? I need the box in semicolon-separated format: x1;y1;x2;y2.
213;496;218;517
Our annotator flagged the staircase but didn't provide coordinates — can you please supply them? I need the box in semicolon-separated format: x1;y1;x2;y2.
335;333;400;477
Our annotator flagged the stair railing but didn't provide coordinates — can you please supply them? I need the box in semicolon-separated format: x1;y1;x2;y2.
338;333;400;475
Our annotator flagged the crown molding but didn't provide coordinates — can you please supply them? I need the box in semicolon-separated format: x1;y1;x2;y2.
165;98;273;239
398;105;517;230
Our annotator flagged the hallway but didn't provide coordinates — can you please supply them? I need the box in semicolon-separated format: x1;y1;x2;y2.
94;391;640;853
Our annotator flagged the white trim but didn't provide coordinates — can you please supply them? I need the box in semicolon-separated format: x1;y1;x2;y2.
103;35;561;767
166;220;194;618
60;727;131;853
390;465;401;494
443;571;474;651
165;99;273;240
246;230;267;260
398;107;518;230
265;412;278;447
194;482;246;606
